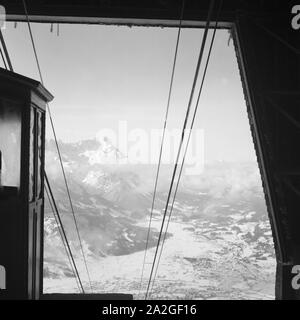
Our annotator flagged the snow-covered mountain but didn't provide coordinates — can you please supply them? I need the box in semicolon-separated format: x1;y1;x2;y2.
43;138;276;299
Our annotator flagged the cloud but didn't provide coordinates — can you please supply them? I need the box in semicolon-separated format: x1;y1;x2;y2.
182;162;263;201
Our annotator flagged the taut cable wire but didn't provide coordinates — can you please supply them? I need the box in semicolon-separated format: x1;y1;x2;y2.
45;185;82;293
0;7;85;294
22;0;93;292
45;173;85;293
0;45;8;69
148;0;224;298
0;30;14;71
138;0;186;296
145;0;216;300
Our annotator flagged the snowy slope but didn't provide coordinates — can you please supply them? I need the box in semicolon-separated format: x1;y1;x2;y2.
43;139;276;299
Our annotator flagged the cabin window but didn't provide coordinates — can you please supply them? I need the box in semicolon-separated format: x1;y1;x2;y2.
0;265;6;289
0;99;21;188
3;22;276;300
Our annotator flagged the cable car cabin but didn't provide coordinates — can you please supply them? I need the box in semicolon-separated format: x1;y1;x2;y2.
0;67;133;301
0;67;53;300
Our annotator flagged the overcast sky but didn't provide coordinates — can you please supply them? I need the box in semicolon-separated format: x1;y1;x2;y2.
2;22;257;163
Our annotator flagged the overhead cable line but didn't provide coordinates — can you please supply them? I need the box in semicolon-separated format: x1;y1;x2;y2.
45;185;82;293
149;0;224;298
0;30;14;71
0;46;8;69
138;0;186;295
0;8;85;294
22;0;93;292
145;0;216;300
45;173;85;293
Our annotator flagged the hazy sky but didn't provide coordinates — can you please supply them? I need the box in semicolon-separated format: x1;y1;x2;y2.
2;22;257;163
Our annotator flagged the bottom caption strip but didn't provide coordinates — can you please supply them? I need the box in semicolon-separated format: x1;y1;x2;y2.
101;303;197;318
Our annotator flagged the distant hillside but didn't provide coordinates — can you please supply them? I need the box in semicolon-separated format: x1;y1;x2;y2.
43;138;276;299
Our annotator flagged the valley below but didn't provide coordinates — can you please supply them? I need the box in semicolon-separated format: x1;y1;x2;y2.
43;139;276;300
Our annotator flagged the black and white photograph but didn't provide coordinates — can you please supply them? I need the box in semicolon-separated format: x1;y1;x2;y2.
0;0;299;312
